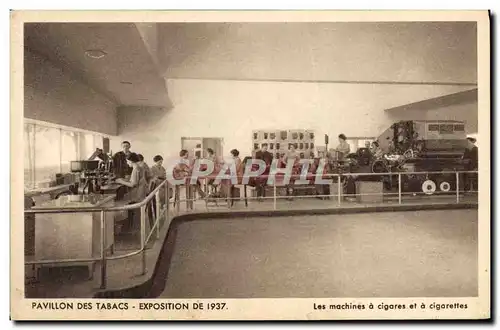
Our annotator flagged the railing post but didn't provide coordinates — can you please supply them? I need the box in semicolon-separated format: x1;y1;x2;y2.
337;175;341;205
456;171;460;204
99;210;107;289
398;173;402;205
176;185;180;213
155;190;161;239
273;182;277;210
140;205;146;275
165;182;170;224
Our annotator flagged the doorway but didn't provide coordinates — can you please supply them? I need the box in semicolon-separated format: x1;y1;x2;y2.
181;137;224;160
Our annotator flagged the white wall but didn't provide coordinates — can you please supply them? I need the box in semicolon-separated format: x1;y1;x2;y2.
116;79;476;163
24;49;118;135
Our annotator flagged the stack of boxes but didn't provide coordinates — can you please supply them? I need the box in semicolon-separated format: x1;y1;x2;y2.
251;129;316;159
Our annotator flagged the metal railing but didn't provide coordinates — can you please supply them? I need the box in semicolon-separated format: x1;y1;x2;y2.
25;178;171;289
184;170;478;208
24;170;478;290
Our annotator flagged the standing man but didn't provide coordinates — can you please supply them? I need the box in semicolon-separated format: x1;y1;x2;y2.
464;137;478;192
256;144;273;165
112;141;133;178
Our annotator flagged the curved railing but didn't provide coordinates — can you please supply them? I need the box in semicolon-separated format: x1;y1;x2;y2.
24;170;478;290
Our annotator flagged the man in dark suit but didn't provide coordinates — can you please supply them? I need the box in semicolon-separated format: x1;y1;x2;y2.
464;137;478;192
112;141;133;178
255;144;273;165
254;144;273;200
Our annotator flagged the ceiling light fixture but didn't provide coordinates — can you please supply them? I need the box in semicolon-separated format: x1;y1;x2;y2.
85;49;107;59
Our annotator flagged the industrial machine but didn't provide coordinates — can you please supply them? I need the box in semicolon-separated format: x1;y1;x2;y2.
69;160;115;195
349;120;471;194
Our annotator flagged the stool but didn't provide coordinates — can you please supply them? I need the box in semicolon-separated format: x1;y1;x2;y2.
174;184;194;211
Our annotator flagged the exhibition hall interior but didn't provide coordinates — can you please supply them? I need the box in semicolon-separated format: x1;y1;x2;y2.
23;22;479;299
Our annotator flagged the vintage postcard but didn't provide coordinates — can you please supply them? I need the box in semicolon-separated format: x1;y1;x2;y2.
10;10;490;320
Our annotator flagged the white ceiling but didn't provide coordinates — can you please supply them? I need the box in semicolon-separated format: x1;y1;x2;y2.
24;22;478;111
159;22;478;84
24;23;170;108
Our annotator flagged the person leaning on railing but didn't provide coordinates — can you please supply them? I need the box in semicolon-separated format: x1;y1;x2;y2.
115;152;149;232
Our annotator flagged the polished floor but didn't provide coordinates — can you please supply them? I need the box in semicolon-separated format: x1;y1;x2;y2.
24;195;478;298
159;209;478;298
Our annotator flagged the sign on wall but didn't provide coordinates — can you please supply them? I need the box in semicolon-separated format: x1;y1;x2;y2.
252;129;315;159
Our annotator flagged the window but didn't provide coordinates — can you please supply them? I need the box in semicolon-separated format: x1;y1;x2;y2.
34;125;61;184
24;120;107;189
24;124;35;190
61;130;79;173
439;124;454;134
428;124;439;132
346;140;358;154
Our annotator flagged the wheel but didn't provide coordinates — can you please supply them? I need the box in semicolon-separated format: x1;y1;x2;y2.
421;179;437;195
372;160;388;173
439;181;451;192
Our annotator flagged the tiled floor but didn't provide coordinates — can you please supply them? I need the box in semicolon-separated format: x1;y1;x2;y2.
24;194;478;298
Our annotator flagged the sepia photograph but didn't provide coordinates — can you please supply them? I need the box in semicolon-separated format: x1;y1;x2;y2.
10;10;490;320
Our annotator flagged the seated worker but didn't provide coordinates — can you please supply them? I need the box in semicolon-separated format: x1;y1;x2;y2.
221;149;244;206
173;150;206;202
285;144;300;162
115;153;149;231
281;145;301;199
255;144;273;165
335;134;350;160
138;154;153;184
205;148;222;193
370;141;384;159
356;147;372;166
255;144;273;201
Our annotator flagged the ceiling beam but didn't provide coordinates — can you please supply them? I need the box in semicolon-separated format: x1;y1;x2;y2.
384;88;478;113
164;76;477;86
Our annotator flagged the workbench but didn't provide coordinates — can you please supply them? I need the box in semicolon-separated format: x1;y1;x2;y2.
32;194;116;280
